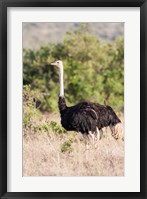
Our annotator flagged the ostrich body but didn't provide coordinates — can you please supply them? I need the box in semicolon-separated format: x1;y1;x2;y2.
51;60;122;142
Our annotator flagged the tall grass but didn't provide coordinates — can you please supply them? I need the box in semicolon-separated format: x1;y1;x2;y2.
23;86;124;176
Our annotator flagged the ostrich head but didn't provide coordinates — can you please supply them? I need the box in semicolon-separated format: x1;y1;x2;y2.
50;60;64;97
51;60;63;68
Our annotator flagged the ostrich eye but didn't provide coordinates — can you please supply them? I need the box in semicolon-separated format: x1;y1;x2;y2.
57;61;59;64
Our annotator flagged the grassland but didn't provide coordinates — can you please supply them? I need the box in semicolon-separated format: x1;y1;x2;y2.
23;113;124;176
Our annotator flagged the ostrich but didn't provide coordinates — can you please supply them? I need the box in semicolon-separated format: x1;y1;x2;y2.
50;60;122;145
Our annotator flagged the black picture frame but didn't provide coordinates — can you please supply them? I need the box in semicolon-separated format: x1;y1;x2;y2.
0;0;147;198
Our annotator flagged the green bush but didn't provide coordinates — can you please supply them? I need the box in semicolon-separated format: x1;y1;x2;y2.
41;122;50;132
61;138;74;153
23;25;124;112
50;121;67;134
23;85;42;130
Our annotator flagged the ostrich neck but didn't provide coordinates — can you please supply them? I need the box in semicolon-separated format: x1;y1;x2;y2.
59;65;64;97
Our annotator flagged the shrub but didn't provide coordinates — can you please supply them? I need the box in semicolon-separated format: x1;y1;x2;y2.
50;121;67;134
23;85;42;134
61;138;74;153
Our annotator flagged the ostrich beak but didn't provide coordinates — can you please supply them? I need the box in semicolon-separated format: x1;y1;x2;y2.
50;62;57;66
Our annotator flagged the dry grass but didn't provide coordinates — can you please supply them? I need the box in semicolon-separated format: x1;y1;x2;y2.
23;113;124;176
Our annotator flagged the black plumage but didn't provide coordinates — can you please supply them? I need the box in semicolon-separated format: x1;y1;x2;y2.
58;96;121;136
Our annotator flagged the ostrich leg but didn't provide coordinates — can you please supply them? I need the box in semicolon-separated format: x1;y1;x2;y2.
82;133;91;150
96;127;101;141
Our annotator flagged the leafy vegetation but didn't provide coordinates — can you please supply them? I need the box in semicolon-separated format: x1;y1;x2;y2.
23;24;124;113
61;138;74;153
50;121;67;135
23;85;42;130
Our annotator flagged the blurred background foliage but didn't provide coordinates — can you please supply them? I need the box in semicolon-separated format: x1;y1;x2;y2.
23;23;124;113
